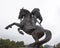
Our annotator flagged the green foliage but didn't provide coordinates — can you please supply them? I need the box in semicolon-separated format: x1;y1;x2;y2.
16;41;25;47
0;38;25;48
56;43;60;48
40;45;44;48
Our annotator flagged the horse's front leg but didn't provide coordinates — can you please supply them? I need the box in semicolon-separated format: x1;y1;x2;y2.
5;22;20;29
18;28;24;35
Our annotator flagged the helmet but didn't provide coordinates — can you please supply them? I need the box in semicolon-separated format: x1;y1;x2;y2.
33;8;40;12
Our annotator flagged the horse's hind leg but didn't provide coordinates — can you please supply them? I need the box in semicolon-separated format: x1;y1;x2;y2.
31;32;39;42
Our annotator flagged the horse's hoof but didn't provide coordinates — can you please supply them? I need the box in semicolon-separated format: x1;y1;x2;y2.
19;31;24;35
5;27;8;29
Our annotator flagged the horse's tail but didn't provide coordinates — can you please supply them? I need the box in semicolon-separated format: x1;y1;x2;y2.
38;30;52;45
29;29;52;47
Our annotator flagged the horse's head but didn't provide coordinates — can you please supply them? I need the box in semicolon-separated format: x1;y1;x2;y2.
18;8;30;19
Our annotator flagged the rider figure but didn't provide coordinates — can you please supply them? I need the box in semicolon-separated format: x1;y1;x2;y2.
31;8;43;25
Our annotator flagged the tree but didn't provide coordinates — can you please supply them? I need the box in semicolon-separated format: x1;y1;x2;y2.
0;38;25;48
56;43;60;48
40;45;44;48
0;39;11;48
16;41;25;47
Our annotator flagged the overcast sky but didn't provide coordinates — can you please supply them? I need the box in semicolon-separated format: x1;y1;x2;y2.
0;0;60;45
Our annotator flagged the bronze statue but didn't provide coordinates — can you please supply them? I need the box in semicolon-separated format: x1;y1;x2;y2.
5;8;52;48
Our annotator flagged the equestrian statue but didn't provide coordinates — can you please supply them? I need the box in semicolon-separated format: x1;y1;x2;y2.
5;8;52;48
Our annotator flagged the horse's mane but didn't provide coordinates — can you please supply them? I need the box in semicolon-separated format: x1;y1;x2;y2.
21;8;30;14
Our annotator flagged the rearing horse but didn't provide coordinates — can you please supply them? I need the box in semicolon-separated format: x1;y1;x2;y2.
5;8;52;48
